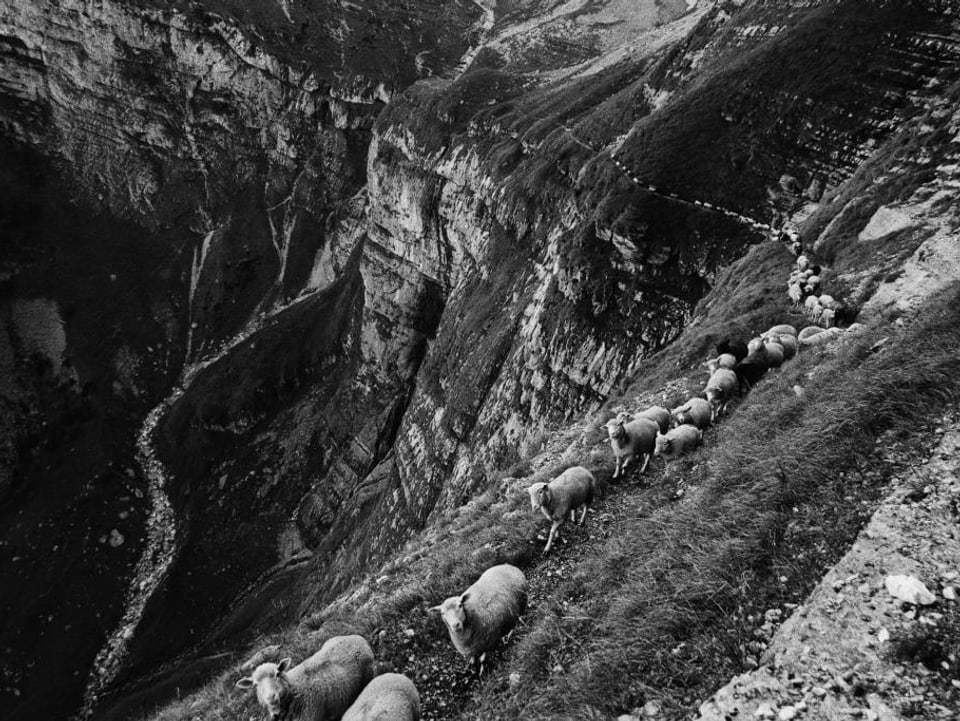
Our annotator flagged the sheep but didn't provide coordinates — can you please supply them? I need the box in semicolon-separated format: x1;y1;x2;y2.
796;255;810;272
762;338;785;368
804;294;823;321
236;635;375;721
818;294;837;310
605;414;660;478
717;338;748;362
341;673;420;721
634;405;672;434
704;368;738;420
820;307;836;328
670;397;712;430
430;564;527;669
800;326;843;346
764;324;797;339
705;353;738;374
773;333;798;360
798;325;826;342
788;282;804;308
654;424;703;473
805;275;821;294
527;466;596;552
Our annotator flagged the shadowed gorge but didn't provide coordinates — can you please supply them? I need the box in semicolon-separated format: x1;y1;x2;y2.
2;1;960;720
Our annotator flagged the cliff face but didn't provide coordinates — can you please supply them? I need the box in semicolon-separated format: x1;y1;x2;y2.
2;1;959;719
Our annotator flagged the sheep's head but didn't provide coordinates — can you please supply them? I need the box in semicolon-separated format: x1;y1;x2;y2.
604;418;624;440
431;594;469;634
236;659;293;719
706;396;721;415
747;337;764;354
526;482;547;511
654;433;671;457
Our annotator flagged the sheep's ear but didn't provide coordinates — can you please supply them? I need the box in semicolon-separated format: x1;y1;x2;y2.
459;592;470;606
277;658;292;673
236;676;255;689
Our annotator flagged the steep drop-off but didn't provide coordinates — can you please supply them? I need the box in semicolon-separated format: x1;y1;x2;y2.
2;1;960;720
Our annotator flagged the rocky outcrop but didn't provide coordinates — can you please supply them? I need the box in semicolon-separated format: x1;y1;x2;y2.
697;423;960;721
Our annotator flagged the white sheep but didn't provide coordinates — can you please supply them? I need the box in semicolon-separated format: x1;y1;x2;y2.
798;325;826;342
800;326;843;346
704;353;737;374
788;282;804;308
341;673;420;721
236;635;375;721
804;294;823;321
605;414;659;478
764;324;797;339
796;255;810;272
430;564;527;669
634;405;672;434
654;424;703;473
704;368;738;420
820;307;836;327
670;397;712;430
527;466;596;552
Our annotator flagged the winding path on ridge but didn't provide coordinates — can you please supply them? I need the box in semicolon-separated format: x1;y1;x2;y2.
558;123;776;236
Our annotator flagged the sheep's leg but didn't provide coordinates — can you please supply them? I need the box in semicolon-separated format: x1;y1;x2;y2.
544;520;560;552
569;509;576;522
639;453;650;474
577;506;588;526
613;457;621;479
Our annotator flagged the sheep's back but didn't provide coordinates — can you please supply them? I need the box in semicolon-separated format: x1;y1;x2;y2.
286;638;372;720
636;406;671;434
342;674;420;721
621;417;658;454
462;565;527;656
546;466;595;517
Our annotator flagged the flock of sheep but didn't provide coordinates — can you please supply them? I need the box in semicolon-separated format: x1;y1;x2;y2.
235;250;853;720
235;565;529;721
